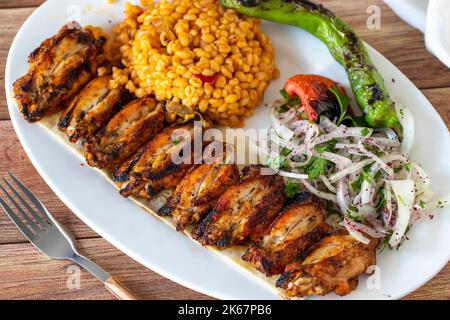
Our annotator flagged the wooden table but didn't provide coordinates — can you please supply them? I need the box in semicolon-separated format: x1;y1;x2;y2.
0;0;449;300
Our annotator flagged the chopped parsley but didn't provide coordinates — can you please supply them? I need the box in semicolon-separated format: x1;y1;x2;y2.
362;169;373;185
347;208;365;223
326;202;342;217
284;181;300;198
300;157;332;180
376;187;387;210
278;89;301;113
364;144;385;157
172;138;180;145
268;156;289;171
298;140;337;180
394;165;403;174
351;166;373;192
404;162;411;172
361;127;370;137
418;200;427;209
314;139;337;153
397;194;407;206
379;230;394;252
280;147;292;157
329;86;353;125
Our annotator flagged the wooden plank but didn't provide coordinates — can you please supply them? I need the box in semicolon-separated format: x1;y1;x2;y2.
0;237;447;300
0;0;44;9
405;265;450;300
0;238;209;299
0;121;99;244
422;87;450;129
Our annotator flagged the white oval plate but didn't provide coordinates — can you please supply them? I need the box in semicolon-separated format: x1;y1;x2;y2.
5;0;450;300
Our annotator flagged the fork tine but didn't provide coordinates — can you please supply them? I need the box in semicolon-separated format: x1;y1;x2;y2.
0;181;43;234
7;173;51;226
0;195;36;240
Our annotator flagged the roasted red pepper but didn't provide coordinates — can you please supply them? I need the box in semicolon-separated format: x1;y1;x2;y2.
193;73;217;85
284;74;347;122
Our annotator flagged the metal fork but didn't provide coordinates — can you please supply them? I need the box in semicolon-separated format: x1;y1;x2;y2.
0;173;138;300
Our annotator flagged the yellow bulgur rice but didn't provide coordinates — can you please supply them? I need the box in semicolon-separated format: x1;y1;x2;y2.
109;0;278;127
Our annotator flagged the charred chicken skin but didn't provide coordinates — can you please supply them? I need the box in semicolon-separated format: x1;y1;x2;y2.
58;76;131;142
158;142;240;232
118;121;202;199
13;22;105;122
192;165;285;249
276;230;378;297
242;192;331;276
84;97;164;169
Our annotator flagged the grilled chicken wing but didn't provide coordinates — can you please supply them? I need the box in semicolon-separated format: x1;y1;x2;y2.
242;192;331;276
13;22;105;122
276;230;378;297
84;97;164;169
192;165;285;249
158;143;240;232
117;121;202;199
58;76;130;142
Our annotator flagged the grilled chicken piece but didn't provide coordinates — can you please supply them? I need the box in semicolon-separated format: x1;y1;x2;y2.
84;97;164;169
58;76;130;142
242;192;331;276
192;165;285;249
276;230;378;297
13;22;105;122
158;142;240;232
118;121;203;199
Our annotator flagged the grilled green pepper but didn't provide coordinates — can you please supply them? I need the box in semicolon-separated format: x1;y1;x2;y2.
221;0;402;133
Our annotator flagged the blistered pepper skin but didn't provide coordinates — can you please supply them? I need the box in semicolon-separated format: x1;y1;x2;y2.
221;0;402;133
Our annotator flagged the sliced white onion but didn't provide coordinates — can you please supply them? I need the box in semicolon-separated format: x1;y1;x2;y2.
315;126;374;145
363;137;401;151
360;162;381;205
410;161;430;195
380;127;398;140
343;218;385;239
395;103;414;156
358;142;394;177
328;158;374;183
321;151;354;170
320;175;337;193
383;181;393;226
278;171;309;180
336;178;351;213
389;180;415;247
300;179;337;203
319;116;338;132
340;221;371;244
274;124;295;141
278;108;297;124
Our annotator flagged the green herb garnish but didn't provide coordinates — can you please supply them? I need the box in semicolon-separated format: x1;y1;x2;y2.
314;139;337;153
280;147;292;157
300;157;332;180
284;181;300;198
278;89;301;113
268;156;289;171
376;187;387;210
361;127;370;137
329;86;353;125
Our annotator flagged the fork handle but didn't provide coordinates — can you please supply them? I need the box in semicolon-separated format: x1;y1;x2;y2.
104;277;138;300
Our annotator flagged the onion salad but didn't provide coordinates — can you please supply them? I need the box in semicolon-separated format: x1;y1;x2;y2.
264;97;449;249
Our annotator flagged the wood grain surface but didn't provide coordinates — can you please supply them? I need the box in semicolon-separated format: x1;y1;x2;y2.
0;0;448;300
